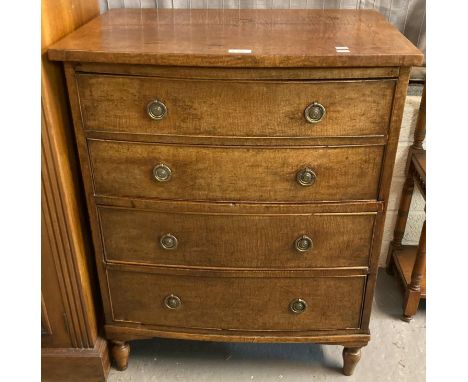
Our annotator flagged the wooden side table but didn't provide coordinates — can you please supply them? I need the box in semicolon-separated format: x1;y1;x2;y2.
386;85;426;322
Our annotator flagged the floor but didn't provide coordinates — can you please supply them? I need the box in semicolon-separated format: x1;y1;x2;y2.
107;269;425;382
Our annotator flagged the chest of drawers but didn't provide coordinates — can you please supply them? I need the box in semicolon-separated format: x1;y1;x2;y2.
49;8;423;376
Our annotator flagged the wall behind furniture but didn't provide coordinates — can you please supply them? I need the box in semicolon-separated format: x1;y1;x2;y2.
382;91;425;266
98;0;426;266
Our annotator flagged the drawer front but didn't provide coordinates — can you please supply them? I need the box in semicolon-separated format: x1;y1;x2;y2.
108;269;365;331
77;74;395;138
89;140;384;202
99;205;376;268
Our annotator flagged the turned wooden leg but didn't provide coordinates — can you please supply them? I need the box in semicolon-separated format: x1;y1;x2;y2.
412;85;426;151
402;221;426;322
385;175;414;273
386;251;395;275
342;347;362;376
405;85;426;173
110;340;130;371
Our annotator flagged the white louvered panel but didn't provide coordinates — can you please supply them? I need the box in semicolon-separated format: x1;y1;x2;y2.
290;0;308;8
207;1;223;8
222;0;239;8
255;0;272;8
404;0;425;47
323;0;340;9
106;0;123;8
306;0;326;8
158;0;174;7
270;0;288;9
241;0;258;9
140;0;156;7
189;0;204;8
340;0;359;9
122;0;142;7
172;0;189;8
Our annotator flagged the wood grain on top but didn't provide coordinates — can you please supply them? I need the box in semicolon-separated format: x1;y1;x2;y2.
48;9;423;67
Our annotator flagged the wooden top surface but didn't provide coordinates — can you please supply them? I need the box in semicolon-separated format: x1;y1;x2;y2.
48;9;423;68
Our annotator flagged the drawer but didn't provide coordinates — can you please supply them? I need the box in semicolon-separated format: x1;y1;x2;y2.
107;268;366;331
98;204;377;268
88;140;384;202
77;74;395;138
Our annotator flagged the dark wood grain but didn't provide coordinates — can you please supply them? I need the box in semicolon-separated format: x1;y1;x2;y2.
41;293;53;336
98;204;378;269
358;67;411;331
107;268;366;331
53;8;421;375
106;262;368;278
110;341;130;371
95;196;381;212
42;0;109;380
75;63;401;80
377;67;411;205
88;140;384;202
42;338;109;382
343;347;363;376
48;9;423;67
105;323;370;345
85;130;388;148
77;74;395;139
64;62;119;326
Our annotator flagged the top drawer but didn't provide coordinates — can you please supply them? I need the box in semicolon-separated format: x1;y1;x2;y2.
76;74;395;139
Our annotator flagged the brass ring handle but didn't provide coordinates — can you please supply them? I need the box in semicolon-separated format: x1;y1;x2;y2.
304;102;326;123
164;294;182;310
295;235;313;252
160;233;178;250
147;99;167;120
153;163;172;182
289;298;307;314
296;167;316;186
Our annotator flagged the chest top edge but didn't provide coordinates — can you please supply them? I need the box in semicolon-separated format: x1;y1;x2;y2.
48;9;424;68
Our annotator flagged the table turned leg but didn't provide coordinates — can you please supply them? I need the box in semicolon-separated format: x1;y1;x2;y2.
110;340;130;371
402;220;426;322
342;347;362;376
386;175;414;274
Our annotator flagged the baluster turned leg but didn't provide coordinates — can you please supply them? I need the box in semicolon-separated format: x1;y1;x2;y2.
110;340;130;371
342;347;362;376
386;175;415;274
405;84;425;173
402;220;426;322
412;86;426;151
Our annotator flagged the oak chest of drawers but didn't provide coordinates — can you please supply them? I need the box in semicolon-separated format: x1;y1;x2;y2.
49;8;423;376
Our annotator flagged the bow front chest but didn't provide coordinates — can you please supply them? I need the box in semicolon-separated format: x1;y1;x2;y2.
49;8;423;376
